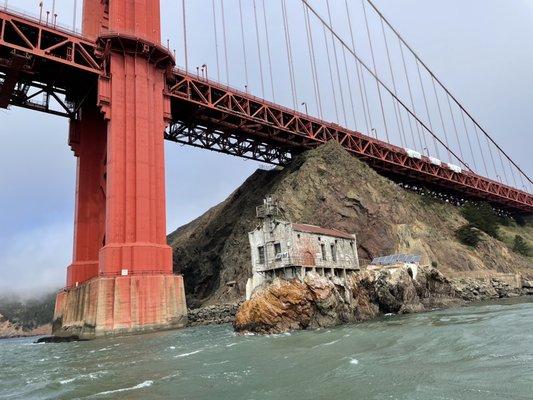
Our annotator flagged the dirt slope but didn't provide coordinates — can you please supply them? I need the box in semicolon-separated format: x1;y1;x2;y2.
168;141;532;307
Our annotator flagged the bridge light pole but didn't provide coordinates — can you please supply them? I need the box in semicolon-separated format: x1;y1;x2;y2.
38;2;43;24
301;102;308;115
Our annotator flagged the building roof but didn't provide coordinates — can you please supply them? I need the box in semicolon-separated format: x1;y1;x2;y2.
292;223;354;240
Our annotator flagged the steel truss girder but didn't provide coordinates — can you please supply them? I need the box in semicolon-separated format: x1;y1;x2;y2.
0;9;101;74
166;70;533;212
165;120;293;165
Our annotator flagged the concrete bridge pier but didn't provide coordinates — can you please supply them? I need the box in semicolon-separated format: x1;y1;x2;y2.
53;0;187;339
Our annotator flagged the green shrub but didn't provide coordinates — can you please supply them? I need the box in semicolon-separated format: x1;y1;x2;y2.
512;235;530;257
461;203;499;239
456;224;481;247
431;261;438;268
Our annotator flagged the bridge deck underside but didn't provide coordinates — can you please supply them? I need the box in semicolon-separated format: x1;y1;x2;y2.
0;8;530;214
166;71;532;213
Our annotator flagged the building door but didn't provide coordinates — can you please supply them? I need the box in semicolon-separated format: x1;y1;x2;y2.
303;251;315;266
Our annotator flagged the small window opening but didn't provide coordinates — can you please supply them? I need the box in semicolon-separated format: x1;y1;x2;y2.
321;243;327;261
274;243;282;256
330;244;337;262
258;246;265;264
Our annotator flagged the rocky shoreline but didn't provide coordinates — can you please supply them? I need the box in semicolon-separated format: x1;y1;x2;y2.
233;266;531;334
186;303;242;327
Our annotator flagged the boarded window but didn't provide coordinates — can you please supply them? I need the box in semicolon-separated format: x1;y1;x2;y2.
274;243;282;256
321;243;327;261
330;244;337;262
258;246;265;264
350;241;356;257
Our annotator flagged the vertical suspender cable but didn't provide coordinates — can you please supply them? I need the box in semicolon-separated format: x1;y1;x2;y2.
73;0;78;31
431;77;451;161
212;0;221;81
381;18;405;147
497;150;509;184
281;0;297;109
323;24;339;123
366;0;531;186
362;0;389;141
220;0;230;84
446;95;466;167
460;110;477;172
399;42;417;148
252;0;265;98
302;0;467;166
507;159;517;188
399;38;425;151
345;0;371;135
238;0;249;90
473;123;489;176
262;0;276;102
182;0;189;72
417;60;440;158
485;136;499;181
341;46;358;129
303;4;323;118
326;0;348;126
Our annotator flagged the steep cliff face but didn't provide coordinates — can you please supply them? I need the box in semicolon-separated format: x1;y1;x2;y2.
233;267;458;334
168;141;532;307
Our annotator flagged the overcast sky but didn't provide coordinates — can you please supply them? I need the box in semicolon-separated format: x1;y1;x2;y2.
0;0;531;295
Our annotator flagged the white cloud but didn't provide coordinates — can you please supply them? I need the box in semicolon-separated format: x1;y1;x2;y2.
0;222;72;295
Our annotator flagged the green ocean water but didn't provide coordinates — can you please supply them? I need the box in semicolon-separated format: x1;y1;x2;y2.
1;298;532;400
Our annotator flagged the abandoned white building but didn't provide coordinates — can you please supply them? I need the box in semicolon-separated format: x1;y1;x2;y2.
246;197;360;299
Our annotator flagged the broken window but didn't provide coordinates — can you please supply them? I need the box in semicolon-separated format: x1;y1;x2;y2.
330;244;337;262
321;243;327;261
274;243;282;256
258;246;265;264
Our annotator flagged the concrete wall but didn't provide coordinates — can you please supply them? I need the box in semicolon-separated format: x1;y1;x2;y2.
53;274;187;339
247;219;360;299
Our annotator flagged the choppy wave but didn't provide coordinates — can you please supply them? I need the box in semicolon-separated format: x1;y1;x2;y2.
174;349;203;358
90;380;153;397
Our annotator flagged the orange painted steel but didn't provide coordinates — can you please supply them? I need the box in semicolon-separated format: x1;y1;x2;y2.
54;0;184;338
166;70;533;213
0;9;530;213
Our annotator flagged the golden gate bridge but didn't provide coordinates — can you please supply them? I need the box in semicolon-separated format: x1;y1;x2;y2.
0;0;531;338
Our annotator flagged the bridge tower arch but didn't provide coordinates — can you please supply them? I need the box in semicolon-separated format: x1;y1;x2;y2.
53;0;187;339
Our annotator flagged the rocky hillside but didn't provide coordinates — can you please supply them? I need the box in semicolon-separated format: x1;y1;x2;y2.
0;293;55;339
168;141;532;308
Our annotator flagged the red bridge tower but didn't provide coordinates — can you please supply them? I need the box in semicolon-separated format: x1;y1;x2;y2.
53;0;187;338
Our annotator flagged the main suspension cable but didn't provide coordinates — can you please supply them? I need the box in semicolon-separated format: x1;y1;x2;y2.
303;3;323;118
252;0;265;98
220;0;230;84
302;0;468;169
261;0;276;102
211;0;221;81
362;0;389;142
345;0;371;135
365;0;531;185
281;0;297;109
326;0;348;126
238;0;249;90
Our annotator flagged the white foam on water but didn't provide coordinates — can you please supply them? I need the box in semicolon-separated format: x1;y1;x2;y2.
203;360;230;366
350;358;359;365
226;343;237;347
169;346;176;350
313;339;340;348
91;380;153;397
174;349;203;358
59;371;108;385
